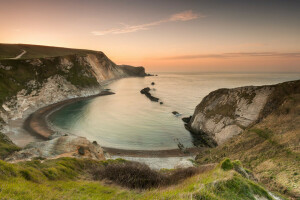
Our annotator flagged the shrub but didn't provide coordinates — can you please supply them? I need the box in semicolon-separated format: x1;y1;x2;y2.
93;161;211;189
94;161;164;189
0;160;17;179
220;158;233;171
19;167;45;182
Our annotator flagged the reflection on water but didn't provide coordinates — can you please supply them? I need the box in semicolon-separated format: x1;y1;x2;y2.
49;72;300;150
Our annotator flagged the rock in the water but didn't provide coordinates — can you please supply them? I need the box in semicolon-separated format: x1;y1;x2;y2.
5;136;106;162
140;87;151;94
151;82;155;85
172;111;181;116
182;116;192;123
160;102;163;105
140;87;159;102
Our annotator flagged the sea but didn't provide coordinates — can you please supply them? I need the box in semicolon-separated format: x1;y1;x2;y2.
49;72;300;153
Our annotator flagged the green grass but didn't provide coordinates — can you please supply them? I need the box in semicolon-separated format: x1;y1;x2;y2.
195;94;300;199
0;158;275;200
220;158;234;171
0;43;96;60
0;132;21;159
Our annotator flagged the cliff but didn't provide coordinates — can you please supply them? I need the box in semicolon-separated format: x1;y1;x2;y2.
193;80;300;198
186;80;300;147
0;44;147;130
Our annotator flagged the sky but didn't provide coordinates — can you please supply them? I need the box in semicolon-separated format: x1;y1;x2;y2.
0;0;300;72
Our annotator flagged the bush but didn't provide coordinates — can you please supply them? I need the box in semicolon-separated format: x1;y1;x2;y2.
94;161;208;189
19;167;45;182
0;160;17;179
94;161;164;189
220;158;233;171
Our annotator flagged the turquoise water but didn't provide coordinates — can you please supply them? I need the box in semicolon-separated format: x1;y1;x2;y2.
49;72;300;150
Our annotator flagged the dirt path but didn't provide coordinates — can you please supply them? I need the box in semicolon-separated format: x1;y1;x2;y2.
10;50;26;59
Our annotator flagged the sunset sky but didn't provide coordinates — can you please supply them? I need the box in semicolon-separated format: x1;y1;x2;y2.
0;0;300;72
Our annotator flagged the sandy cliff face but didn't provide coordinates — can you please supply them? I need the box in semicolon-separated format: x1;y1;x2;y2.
187;80;300;146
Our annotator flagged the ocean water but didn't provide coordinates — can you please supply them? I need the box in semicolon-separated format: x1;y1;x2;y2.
49;72;300;151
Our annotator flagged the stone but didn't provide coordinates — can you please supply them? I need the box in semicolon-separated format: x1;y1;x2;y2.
182;116;192;123
140;87;159;102
172;111;181;116
5;136;106;162
78;146;85;155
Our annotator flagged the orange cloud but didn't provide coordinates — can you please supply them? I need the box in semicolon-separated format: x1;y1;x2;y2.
91;10;202;36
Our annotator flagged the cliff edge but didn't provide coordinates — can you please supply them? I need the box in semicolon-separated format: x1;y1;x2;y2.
186;80;300;146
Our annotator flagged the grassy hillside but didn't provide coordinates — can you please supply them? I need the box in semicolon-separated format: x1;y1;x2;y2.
0;134;278;199
196;94;300;199
0;156;278;200
0;43;96;60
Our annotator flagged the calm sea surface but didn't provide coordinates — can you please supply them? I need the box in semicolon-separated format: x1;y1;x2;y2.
49;72;300;150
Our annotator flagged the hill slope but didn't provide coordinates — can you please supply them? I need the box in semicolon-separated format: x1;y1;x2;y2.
0;44;147;130
187;80;300;199
0;43;95;60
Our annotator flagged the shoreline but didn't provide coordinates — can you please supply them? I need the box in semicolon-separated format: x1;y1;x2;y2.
23;91;115;139
23;90;201;158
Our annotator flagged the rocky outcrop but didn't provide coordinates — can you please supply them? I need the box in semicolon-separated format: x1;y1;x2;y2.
140;87;159;102
186;80;300;146
5;136;106;162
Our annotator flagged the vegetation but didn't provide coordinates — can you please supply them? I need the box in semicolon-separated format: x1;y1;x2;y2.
0;132;20;159
0;43;96;60
0;156;276;200
196;94;300;199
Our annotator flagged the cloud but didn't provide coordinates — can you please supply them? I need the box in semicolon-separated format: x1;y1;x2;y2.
158;52;300;60
91;10;201;36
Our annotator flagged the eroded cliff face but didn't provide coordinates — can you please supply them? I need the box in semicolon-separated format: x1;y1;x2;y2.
5;136;106;162
187;80;300;146
0;52;146;130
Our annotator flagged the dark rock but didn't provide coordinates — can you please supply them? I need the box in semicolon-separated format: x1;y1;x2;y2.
140;87;159;102
182;116;192;124
78;146;85;155
172;111;180;115
151;82;155;85
92;141;98;145
160;102;163;105
140;87;151;94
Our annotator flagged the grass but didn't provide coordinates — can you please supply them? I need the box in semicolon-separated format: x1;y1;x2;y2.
0;43;96;60
196;94;300;199
0;157;275;200
0;132;21;159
